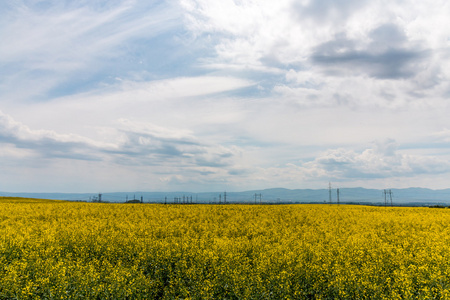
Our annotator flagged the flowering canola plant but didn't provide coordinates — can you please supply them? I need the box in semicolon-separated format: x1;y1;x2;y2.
1;197;450;299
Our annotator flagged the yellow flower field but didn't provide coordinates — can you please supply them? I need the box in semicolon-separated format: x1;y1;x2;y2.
1;197;450;299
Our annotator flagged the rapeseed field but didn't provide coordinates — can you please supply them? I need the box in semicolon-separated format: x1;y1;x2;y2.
1;198;450;299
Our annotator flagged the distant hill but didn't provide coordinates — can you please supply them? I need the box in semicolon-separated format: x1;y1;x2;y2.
2;187;450;206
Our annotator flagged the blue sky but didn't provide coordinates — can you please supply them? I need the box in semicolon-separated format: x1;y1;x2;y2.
1;0;450;192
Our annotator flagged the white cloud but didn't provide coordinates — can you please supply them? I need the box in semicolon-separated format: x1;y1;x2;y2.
0;109;111;161
117;76;254;101
4;75;254;142
0;1;178;66
181;0;302;70
0;108;244;168
181;0;450;109
300;140;450;180
1;0;450;192
0;109;250;191
0;1;181;102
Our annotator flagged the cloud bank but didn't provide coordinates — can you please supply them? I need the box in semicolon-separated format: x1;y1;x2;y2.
1;0;450;192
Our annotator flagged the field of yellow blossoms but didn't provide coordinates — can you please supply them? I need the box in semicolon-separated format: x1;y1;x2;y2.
1;197;450;299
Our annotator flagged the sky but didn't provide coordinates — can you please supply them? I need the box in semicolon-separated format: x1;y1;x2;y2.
1;0;450;193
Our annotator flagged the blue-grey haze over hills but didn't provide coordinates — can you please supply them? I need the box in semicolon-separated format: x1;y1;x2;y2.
3;188;450;206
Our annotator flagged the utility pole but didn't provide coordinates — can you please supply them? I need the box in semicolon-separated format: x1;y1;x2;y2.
219;194;222;204
259;193;262;204
328;182;332;204
389;189;393;206
98;193;102;203
254;193;257;204
224;191;227;204
383;190;387;207
337;188;340;205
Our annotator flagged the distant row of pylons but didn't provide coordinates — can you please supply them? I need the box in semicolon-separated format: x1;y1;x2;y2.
169;192;228;204
89;186;393;205
172;195;195;204
329;182;393;206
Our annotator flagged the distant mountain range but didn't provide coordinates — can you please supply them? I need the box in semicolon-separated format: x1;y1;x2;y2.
2;187;450;206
